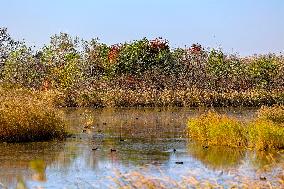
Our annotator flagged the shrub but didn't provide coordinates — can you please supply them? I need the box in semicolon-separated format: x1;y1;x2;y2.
187;111;247;147
0;88;67;142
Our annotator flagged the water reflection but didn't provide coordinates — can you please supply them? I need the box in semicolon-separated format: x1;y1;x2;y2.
0;141;67;188
187;142;246;170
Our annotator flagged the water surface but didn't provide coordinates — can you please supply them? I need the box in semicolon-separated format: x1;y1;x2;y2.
0;107;283;188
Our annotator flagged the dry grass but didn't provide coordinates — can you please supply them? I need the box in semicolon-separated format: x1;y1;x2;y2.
0;87;67;142
54;87;284;108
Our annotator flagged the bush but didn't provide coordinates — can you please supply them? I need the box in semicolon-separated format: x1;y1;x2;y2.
187;111;247;147
0;88;67;142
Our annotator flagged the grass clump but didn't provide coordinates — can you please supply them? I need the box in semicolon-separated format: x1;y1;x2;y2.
0;88;67;142
187;111;247;147
187;106;284;150
248;120;284;150
247;105;284;150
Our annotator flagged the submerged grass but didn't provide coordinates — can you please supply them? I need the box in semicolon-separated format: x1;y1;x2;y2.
187;106;284;150
0;88;67;142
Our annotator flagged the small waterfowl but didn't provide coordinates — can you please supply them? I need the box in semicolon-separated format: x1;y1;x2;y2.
175;161;183;164
110;149;117;152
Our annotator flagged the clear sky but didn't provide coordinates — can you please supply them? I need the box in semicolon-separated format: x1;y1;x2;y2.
1;0;283;55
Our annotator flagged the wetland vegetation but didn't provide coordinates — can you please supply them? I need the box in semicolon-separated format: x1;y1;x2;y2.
187;105;284;150
0;27;284;188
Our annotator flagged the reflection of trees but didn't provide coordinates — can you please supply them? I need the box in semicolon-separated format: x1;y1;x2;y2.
0;141;75;188
187;142;245;170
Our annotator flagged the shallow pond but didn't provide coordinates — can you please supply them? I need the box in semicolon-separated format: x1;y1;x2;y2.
0;107;283;188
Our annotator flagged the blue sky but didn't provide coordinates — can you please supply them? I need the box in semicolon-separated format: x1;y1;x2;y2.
1;0;283;55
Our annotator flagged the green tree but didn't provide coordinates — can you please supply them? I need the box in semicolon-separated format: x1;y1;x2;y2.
40;33;83;89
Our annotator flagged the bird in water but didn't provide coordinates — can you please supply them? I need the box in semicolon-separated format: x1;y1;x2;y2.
175;161;183;164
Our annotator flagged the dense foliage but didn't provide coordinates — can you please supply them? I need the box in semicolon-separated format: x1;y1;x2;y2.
0;28;283;107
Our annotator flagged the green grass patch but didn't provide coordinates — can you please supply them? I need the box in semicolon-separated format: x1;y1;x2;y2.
0;88;67;142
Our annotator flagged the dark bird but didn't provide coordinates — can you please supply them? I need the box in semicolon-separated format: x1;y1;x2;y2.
173;149;177;153
92;147;98;151
175;161;183;164
111;149;117;152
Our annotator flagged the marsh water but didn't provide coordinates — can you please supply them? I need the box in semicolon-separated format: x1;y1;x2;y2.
0;108;283;188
